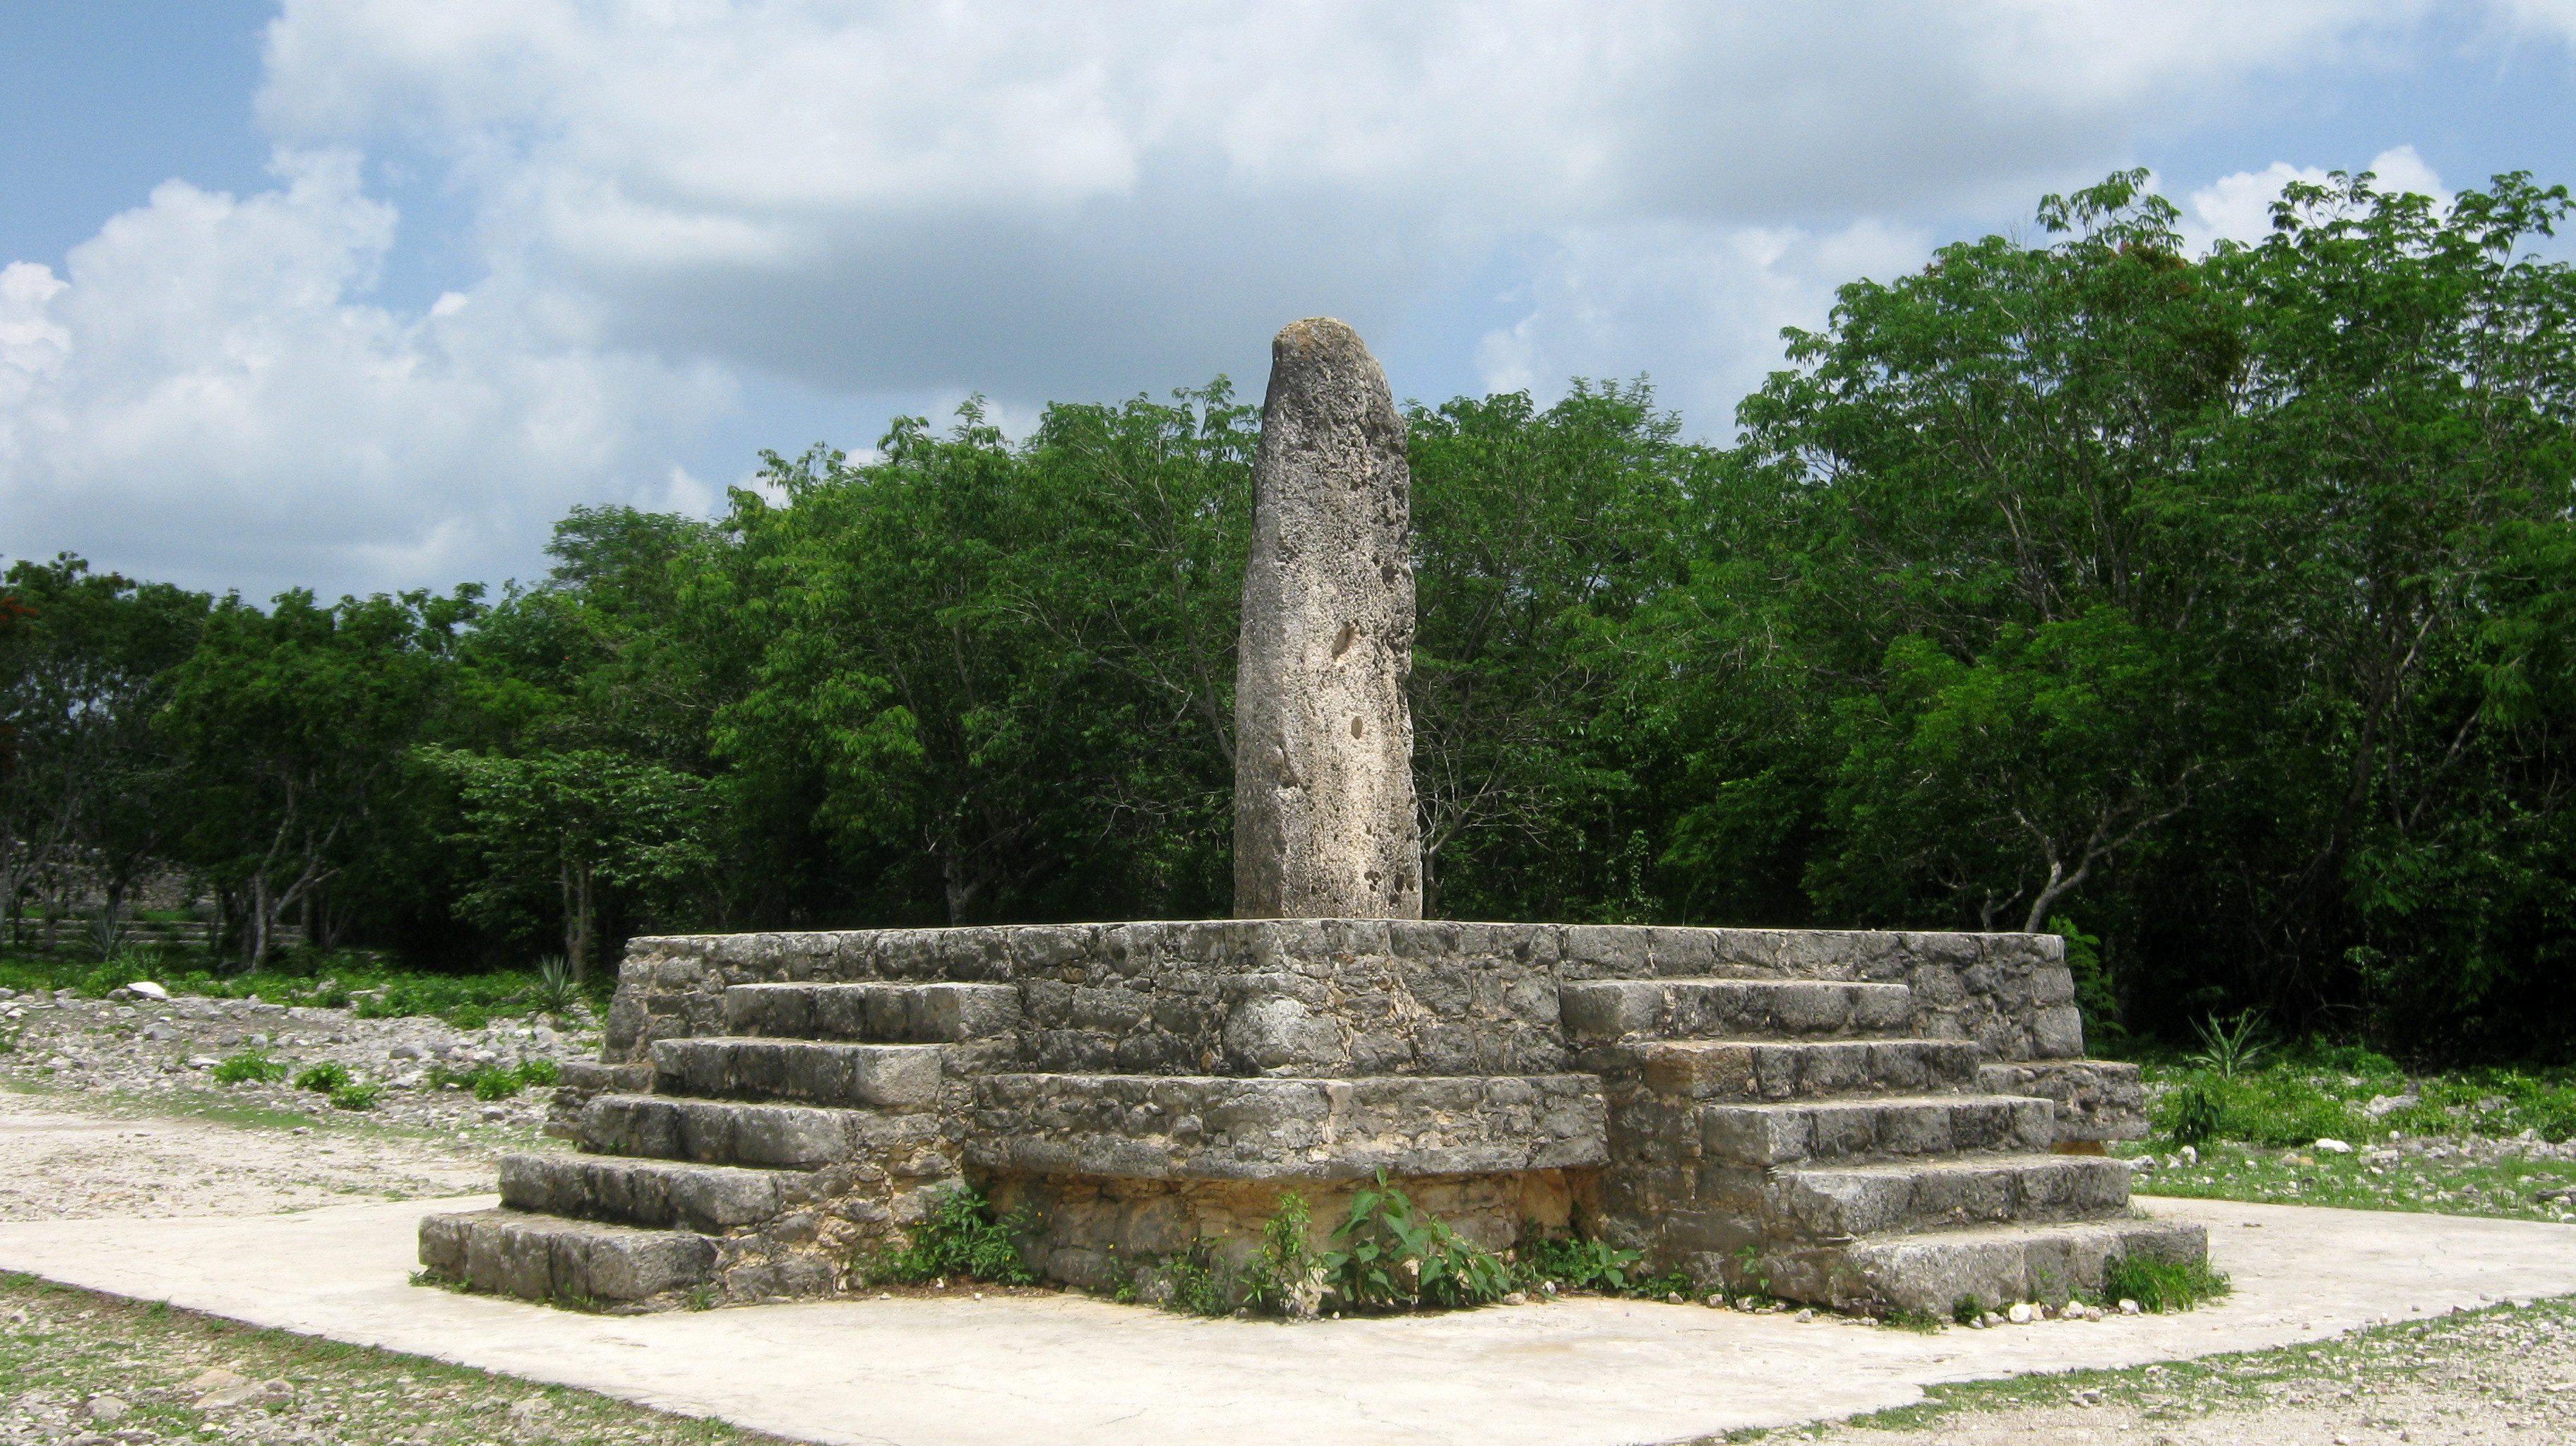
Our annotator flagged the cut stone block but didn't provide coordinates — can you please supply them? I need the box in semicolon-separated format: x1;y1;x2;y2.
1771;1153;2135;1239
1561;979;1916;1042
1978;1058;2149;1145
650;1037;948;1110
499;1152;799;1232
417;1207;715;1303
1618;1039;1981;1101
967;1072;1606;1181
1696;1094;2057;1168
1755;1216;2211;1317
581;1093;950;1170
724;981;1023;1043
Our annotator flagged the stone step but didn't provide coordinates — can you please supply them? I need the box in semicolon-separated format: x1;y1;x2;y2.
650;1037;950;1110
1696;1093;2056;1168
1978;1059;2149;1145
724;981;1022;1043
967;1072;1608;1181
1772;1153;2135;1240
1561;978;1916;1043
499;1152;807;1233
1614;1039;1981;1101
1754;1216;2210;1317
417;1207;716;1305
582;1092;950;1170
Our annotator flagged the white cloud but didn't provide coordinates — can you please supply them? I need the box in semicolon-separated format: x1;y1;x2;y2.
0;150;728;597
1475;220;1931;429
2184;145;2450;250
4;0;2460;594
253;0;2412;398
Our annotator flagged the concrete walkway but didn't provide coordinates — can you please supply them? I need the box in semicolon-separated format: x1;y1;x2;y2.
3;1196;2572;1446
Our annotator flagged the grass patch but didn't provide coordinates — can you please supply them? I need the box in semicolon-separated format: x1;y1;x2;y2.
210;1048;287;1084
2097;1254;2231;1313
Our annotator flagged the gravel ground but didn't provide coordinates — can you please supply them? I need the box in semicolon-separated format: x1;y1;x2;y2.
0;1272;782;1445
1763;1296;2576;1446
0;987;596;1138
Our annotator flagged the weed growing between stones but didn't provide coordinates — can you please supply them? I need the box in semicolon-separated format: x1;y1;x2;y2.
210;1048;287;1084
1237;1192;1327;1317
328;1080;381;1111
2096;1253;2232;1313
866;1183;1037;1286
294;1060;350;1092
1324;1170;1515;1310
1517;1233;1646;1293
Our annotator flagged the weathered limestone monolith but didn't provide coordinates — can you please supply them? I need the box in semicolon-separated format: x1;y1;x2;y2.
1233;318;1422;919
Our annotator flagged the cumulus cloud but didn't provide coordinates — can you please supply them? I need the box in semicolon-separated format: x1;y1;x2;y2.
0;150;727;597
2183;145;2450;251
3;0;2461;594
1475;220;1932;428
251;0;2410;398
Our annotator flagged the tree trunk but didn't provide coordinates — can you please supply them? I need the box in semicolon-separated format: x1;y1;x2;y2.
561;856;596;981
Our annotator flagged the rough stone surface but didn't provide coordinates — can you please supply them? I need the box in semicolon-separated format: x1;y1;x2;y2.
1232;318;1421;920
966;1072;1606;1180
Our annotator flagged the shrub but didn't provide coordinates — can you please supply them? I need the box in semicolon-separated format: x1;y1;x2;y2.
293;1061;350;1092
1324;1171;1514;1311
530;957;580;1015
1239;1193;1326;1317
515;1058;561;1087
470;1068;523;1101
871;1184;1035;1285
211;1049;287;1084
328;1082;380;1111
1518;1232;1645;1293
2161;1082;2222;1146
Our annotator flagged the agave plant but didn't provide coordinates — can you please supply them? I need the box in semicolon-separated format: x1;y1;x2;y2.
531;955;581;1015
88;909;126;962
2186;1009;2272;1078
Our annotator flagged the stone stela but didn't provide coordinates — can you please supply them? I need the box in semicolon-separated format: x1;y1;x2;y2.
422;319;2205;1319
1233;318;1423;921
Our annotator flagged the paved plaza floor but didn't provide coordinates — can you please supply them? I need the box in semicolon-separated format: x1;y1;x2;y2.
4;1193;2575;1445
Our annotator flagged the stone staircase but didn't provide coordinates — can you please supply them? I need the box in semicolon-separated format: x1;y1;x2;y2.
420;980;1014;1308
421;921;2192;1317
1569;976;2195;1316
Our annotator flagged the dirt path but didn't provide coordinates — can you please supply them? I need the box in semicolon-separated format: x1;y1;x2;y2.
0;1089;500;1221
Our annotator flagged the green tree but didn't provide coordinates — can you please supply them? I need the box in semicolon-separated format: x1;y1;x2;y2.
424;747;716;978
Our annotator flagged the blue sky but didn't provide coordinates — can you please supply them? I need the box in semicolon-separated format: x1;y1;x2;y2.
4;1;2572;600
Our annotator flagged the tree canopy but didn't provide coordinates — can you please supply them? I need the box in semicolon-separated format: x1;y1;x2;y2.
5;168;2571;1060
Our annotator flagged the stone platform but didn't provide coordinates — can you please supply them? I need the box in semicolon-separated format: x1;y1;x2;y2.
421;919;2186;1315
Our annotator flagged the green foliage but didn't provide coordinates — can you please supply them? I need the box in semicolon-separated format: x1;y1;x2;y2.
470;1068;523;1101
2186;1010;2274;1077
328;1082;379;1111
292;1061;350;1093
870;1184;1035;1286
2097;1255;2231;1313
530;957;580;1014
1237;1193;1325;1317
515;1057;560;1087
211;1049;286;1084
1323;1171;1515;1311
2163;1082;2224;1147
1516;1233;1645;1293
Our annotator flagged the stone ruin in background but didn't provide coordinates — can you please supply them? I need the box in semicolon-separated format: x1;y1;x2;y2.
421;318;2205;1318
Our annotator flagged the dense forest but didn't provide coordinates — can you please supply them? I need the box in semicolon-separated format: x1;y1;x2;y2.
5;172;2572;1060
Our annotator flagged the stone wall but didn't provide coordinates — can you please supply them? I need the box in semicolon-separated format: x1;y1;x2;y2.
604;920;2080;1077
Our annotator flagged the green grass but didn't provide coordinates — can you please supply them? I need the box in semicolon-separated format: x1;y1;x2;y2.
2097;1254;2231;1313
0;947;609;1029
